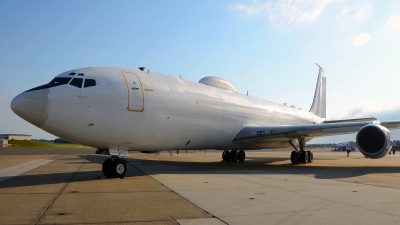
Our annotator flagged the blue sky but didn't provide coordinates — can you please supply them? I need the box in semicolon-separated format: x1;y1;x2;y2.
0;0;399;143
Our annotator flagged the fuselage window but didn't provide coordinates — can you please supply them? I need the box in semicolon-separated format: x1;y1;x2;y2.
24;77;72;92
69;78;84;88
84;79;96;88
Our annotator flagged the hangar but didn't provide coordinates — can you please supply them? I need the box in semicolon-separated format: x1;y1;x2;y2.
0;134;32;140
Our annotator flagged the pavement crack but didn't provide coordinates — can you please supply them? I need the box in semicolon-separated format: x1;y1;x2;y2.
34;154;90;225
128;159;229;225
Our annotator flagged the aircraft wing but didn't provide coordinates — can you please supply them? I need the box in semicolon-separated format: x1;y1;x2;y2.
232;120;400;144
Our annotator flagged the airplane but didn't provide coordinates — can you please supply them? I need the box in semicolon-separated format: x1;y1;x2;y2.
10;64;400;178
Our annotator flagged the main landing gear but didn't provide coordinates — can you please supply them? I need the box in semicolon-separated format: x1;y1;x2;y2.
289;139;313;165
102;157;127;178
222;150;246;162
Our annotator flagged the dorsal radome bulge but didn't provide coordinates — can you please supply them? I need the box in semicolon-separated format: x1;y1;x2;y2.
199;76;237;92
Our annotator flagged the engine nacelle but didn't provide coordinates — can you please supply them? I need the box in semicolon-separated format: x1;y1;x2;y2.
356;124;393;159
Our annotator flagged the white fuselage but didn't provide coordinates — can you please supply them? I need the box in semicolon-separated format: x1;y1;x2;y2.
20;67;324;151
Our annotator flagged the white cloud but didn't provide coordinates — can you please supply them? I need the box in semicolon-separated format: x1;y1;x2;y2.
329;103;400;121
332;92;342;97
230;1;268;17
385;15;400;31
229;0;341;27
339;2;372;21
352;33;371;46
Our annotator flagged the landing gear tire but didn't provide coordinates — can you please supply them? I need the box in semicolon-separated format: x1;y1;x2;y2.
222;150;229;161
290;138;313;165
238;150;246;162
102;158;112;177
300;151;309;163
290;151;299;164
307;151;313;163
231;150;239;162
110;159;127;178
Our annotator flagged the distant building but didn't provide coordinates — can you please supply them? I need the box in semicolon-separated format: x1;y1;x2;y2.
0;134;32;140
0;139;8;147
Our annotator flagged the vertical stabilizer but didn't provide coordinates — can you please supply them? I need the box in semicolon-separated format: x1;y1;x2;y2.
309;64;326;118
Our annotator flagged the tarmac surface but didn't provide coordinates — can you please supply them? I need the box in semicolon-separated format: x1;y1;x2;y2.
1;148;400;225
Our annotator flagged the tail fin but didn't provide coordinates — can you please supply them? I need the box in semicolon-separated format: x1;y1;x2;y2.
309;63;326;118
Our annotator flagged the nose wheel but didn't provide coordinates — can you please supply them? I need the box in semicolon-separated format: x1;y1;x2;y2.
102;157;127;178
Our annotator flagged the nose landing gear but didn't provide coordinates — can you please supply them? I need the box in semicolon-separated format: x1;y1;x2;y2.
102;157;127;178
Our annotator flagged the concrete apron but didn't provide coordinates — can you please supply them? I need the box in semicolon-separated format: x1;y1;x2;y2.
131;151;400;225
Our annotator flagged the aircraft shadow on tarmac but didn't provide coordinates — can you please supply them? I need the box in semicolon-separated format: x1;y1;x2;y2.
1;154;400;189
125;156;400;180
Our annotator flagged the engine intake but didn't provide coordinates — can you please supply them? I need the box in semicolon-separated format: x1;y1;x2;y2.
356;124;392;159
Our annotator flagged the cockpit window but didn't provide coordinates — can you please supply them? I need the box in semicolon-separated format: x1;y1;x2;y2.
78;73;84;76
24;77;72;92
69;78;83;88
84;79;96;88
49;77;72;85
68;72;76;75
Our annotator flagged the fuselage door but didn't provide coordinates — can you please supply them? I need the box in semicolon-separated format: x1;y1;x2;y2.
121;71;144;112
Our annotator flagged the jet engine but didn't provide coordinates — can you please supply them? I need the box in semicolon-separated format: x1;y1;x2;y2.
356;124;393;159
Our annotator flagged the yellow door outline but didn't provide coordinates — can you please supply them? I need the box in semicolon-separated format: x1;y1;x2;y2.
121;71;144;112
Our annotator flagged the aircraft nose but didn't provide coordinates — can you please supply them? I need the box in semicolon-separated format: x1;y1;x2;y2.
11;89;50;127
